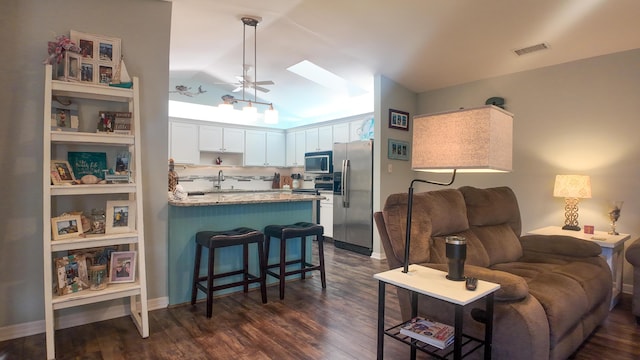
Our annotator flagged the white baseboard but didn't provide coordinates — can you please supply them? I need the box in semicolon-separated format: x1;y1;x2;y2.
623;283;633;295
0;296;168;342
370;251;384;260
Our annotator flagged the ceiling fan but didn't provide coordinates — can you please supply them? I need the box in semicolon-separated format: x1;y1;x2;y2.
228;64;274;93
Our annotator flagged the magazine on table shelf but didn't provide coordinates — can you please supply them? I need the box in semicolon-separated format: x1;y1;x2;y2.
399;317;455;349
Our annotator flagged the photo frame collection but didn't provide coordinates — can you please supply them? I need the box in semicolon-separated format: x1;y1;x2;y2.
388;138;410;161
70;30;121;85
54;248;136;294
389;109;410;131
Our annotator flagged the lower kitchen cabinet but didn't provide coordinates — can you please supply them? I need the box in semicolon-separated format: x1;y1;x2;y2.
320;192;334;238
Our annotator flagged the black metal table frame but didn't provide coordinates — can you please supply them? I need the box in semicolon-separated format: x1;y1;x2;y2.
376;280;495;360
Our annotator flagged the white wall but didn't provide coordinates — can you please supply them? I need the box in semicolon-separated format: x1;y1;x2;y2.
0;0;171;331
415;48;640;288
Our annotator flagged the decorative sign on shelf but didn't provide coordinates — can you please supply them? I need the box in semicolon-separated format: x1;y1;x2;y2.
67;151;107;179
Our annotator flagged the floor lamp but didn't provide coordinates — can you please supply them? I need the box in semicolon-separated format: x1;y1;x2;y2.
402;105;514;274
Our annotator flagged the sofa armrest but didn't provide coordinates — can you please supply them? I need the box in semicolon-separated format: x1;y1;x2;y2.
421;263;528;302
625;238;640;266
520;234;601;258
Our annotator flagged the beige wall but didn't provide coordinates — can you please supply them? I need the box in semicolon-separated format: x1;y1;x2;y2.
0;0;171;329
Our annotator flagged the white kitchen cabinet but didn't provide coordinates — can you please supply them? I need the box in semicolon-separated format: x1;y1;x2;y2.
245;130;285;167
286;130;306;167
319;192;334;238
333;123;349;144
42;65;148;360
199;125;244;153
305;125;334;152
266;131;286;166
305;128;319;152
318;125;333;151
170;121;199;164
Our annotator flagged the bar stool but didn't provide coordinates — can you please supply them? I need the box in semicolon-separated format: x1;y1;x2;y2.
191;227;267;318
264;222;326;300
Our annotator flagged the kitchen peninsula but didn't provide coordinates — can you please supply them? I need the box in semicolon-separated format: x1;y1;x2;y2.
168;190;323;305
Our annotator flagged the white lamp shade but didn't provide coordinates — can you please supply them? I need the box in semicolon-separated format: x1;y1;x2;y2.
553;175;592;198
264;108;279;124
242;104;258;122
411;105;513;172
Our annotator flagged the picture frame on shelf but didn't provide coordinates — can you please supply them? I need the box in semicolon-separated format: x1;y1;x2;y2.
388;138;410;161
70;30;121;85
106;200;136;234
389;109;410;131
51;214;84;241
64;51;81;82
51;100;79;132
109;251;136;283
50;160;76;185
55;253;90;295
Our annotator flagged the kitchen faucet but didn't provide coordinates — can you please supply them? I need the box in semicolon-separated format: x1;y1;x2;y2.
215;170;224;190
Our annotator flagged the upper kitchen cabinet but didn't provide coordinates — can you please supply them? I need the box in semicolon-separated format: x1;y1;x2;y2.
170;121;199;164
305;125;333;152
199;125;244;153
318;125;333;150
333;123;349;144
286;130;305;167
245;130;285;167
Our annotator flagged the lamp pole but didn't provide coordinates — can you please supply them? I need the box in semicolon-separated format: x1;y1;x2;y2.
403;171;457;273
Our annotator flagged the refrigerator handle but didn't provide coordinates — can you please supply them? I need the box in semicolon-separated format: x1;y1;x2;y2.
342;159;350;207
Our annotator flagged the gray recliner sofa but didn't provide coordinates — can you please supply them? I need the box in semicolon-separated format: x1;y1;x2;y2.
374;186;612;359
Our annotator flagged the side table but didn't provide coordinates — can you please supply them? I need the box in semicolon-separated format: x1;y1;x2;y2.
527;225;630;310
374;265;500;360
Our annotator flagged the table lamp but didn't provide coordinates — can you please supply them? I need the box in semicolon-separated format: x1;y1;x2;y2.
553;175;591;231
403;105;513;274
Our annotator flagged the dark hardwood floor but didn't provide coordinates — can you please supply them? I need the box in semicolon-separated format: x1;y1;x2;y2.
2;240;639;359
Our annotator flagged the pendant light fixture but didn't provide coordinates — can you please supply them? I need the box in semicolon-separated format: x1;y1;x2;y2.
219;15;278;124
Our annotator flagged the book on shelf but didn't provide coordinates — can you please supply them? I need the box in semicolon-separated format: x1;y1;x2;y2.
399;317;455;349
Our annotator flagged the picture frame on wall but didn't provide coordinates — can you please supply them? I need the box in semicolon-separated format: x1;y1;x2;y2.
388;138;410;161
109;251;136;283
389;109;410;131
70;30;121;85
106;200;136;234
51;214;84;241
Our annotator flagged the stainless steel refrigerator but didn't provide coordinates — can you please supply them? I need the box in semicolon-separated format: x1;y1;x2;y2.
333;140;373;255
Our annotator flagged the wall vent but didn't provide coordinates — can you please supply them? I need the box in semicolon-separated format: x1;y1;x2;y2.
513;43;550;56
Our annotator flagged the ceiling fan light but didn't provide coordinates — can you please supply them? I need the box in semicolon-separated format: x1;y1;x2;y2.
264;106;278;124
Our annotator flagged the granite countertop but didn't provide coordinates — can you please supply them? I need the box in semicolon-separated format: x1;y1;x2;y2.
168;190;324;207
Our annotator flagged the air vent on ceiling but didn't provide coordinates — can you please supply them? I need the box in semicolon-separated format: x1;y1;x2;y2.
513;43;550;56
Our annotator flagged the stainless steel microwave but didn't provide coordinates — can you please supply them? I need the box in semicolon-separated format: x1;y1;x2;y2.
304;151;333;174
